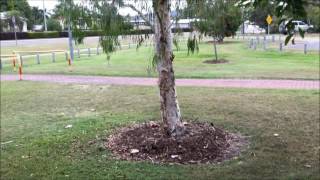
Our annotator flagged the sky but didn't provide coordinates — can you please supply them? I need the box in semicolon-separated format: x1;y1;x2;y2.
27;0;137;16
27;0;186;16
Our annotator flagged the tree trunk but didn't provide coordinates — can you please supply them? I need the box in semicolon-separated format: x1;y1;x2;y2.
213;38;218;61
154;0;185;137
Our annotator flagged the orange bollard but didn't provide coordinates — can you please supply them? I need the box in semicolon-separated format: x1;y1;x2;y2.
18;65;22;80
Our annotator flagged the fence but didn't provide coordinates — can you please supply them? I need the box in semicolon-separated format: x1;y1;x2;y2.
0;37;156;70
237;34;313;54
3;33;312;70
1;33;209;70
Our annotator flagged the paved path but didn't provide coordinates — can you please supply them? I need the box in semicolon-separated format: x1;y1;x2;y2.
1;74;319;90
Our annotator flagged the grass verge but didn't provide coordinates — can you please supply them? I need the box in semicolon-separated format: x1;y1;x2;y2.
1;40;319;80
1;81;319;179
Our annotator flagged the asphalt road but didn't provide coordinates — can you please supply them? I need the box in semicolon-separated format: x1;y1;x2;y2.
284;38;319;51
1;37;100;48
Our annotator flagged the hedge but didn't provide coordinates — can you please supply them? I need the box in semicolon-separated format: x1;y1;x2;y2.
0;28;191;40
27;32;60;39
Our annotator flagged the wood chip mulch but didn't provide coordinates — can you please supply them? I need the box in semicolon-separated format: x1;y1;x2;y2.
106;121;248;165
203;59;229;64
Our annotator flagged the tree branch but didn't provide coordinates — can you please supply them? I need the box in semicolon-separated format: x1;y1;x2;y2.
123;3;154;32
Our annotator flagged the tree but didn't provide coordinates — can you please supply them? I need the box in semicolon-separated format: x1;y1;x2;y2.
47;18;62;31
2;10;25;32
194;0;242;61
30;7;49;27
69;0;309;138
248;3;275;33
196;0;242;42
0;0;33;29
153;0;185;136
85;0;185;136
306;5;320;32
30;7;43;25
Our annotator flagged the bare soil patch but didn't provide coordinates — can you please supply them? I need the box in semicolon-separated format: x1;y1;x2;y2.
206;41;237;44
203;59;229;64
106;121;248;165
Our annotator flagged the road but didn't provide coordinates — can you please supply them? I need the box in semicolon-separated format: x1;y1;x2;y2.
1;37;100;48
2;34;318;51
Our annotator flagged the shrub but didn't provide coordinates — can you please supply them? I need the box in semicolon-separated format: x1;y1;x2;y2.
27;31;60;39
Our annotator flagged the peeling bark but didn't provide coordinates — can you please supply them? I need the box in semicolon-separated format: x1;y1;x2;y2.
154;0;185;137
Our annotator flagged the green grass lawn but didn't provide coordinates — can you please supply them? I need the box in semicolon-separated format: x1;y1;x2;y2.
2;40;319;80
1;81;319;179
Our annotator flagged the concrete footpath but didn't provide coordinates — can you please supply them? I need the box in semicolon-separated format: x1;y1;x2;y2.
1;74;319;90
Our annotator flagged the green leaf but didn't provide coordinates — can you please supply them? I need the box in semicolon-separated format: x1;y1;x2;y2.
285;34;293;45
298;28;305;38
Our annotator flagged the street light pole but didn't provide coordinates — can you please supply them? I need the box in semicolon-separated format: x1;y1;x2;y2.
43;0;47;31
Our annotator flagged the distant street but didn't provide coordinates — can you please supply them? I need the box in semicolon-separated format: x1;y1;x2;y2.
1;34;319;51
1;36;100;48
284;38;319;51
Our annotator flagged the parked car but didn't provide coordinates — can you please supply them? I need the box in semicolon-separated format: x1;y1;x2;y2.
279;20;313;34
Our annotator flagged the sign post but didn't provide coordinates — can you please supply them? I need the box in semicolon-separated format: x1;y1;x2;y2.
266;15;273;35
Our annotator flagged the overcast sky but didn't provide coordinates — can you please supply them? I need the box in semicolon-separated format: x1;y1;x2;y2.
27;0;137;16
27;0;186;16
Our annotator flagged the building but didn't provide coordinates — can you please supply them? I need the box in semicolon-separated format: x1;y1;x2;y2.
0;12;28;32
239;20;265;34
129;13;196;30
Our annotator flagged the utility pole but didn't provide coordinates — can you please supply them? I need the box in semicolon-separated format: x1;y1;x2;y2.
43;0;47;31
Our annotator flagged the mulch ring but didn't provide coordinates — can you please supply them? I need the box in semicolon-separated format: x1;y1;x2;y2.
206;41;235;44
203;59;229;64
106;121;249;165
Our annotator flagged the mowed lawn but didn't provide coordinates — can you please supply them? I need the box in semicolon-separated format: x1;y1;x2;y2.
1;81;319;179
1;40;319;80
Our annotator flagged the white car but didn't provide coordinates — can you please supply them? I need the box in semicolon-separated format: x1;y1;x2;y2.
279;20;313;34
293;21;312;31
32;25;44;32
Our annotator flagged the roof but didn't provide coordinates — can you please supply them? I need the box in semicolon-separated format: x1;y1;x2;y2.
0;11;27;21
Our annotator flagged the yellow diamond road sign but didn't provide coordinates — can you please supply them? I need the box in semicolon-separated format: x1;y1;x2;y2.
266;15;272;25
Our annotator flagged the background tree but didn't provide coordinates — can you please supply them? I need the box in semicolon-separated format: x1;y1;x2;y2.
47;18;62;31
0;0;33;29
248;2;276;33
2;10;25;32
30;7;43;25
306;5;320;32
194;0;242;61
29;7;50;28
